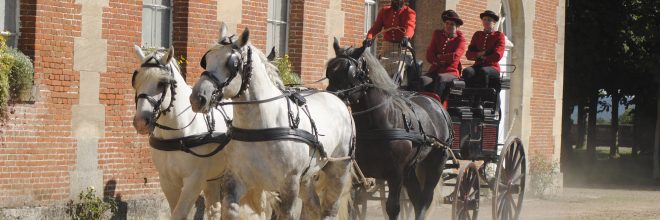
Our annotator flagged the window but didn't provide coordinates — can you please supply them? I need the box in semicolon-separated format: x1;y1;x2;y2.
267;0;289;55
1;0;19;47
142;0;171;49
364;0;378;53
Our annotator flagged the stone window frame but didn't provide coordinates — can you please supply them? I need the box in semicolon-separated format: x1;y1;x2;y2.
498;0;515;146
364;0;378;54
142;0;172;50
267;0;290;55
1;0;20;48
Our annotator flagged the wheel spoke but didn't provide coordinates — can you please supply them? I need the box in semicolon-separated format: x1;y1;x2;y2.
511;173;525;184
497;194;506;215
510;150;524;177
507;193;519;212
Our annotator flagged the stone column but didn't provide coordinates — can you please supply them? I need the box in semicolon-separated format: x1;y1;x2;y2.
70;0;108;198
326;0;345;60
217;0;243;33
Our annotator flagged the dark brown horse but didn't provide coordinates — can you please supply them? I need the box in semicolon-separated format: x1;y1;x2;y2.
326;38;453;220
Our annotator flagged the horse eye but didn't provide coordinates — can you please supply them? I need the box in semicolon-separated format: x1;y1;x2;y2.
157;81;167;88
226;54;240;74
347;65;357;78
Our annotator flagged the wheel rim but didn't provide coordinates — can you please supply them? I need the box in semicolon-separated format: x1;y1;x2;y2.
453;162;480;220
492;138;526;220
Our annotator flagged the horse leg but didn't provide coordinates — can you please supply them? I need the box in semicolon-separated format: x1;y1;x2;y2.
204;178;223;220
317;160;352;220
274;175;302;220
386;176;404;220
170;175;207;220
409;149;447;220
403;170;424;219
221;174;247;220
159;175;183;214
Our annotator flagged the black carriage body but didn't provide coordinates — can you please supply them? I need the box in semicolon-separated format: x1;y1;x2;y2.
446;80;501;161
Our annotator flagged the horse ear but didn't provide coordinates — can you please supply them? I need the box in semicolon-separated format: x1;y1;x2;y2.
350;45;366;59
160;46;175;64
219;22;229;43
134;45;146;61
333;37;341;56
238;28;250;47
267;47;277;61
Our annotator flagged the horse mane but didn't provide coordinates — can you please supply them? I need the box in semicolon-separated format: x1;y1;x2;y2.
250;44;284;90
361;51;398;95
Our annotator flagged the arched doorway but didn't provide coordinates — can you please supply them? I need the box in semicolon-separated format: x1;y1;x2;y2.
498;0;515;147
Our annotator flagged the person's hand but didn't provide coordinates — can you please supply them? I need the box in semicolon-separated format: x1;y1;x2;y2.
401;36;409;47
363;38;373;47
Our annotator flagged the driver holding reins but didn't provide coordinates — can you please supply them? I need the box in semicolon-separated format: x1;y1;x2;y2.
364;0;416;86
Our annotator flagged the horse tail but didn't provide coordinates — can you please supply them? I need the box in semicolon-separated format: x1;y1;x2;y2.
337;162;354;220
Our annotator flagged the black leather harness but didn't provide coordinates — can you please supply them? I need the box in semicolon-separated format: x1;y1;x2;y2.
220;89;328;158
149;132;231;157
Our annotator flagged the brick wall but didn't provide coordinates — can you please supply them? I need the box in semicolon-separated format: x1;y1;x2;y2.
530;0;560;157
341;0;365;49
0;0;80;207
239;0;268;51
0;0;564;209
100;0;160;199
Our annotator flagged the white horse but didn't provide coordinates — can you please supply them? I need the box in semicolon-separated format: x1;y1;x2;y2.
131;46;269;220
189;24;354;220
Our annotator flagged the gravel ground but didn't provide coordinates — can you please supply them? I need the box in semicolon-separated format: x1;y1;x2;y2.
363;186;660;220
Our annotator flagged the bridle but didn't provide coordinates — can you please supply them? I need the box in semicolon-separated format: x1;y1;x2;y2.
200;36;253;106
132;56;179;131
328;54;372;103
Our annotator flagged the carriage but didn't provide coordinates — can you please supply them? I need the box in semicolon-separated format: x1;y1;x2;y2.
351;45;527;220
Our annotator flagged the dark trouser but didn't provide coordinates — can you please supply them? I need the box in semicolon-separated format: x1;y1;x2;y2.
424;73;458;102
462;66;501;92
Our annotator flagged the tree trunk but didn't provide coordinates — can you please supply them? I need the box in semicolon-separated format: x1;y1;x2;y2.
577;98;588;149
653;88;660;179
587;91;598;163
561;104;575;172
610;91;621;159
632;103;640;158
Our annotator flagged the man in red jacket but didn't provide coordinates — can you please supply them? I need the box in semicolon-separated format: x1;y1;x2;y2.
424;10;466;101
464;10;506;92
364;0;416;86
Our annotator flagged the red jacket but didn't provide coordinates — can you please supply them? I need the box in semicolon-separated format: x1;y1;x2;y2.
465;31;506;72
426;30;466;77
366;5;416;43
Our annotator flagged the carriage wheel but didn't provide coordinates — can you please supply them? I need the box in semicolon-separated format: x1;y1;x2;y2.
452;162;480;220
492;137;527;220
